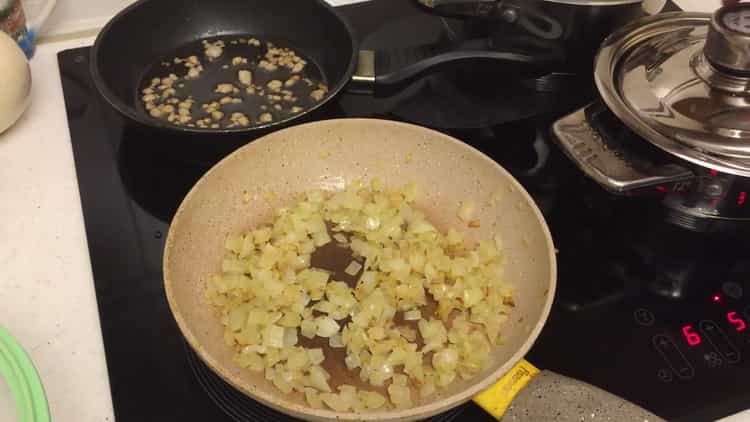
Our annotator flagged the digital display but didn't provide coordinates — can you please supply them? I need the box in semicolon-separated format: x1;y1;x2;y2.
727;312;747;332
682;325;701;346
679;296;749;347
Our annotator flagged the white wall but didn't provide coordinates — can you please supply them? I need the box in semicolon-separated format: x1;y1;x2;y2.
673;0;722;12
32;0;136;36
30;0;722;39
32;0;371;38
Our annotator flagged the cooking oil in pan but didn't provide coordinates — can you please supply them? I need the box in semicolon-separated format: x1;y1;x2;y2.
136;35;329;130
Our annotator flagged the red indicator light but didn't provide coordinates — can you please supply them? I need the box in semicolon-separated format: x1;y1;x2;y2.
655;185;668;192
727;312;747;332
739;192;747;206
712;294;722;303
710;169;719;176
682;325;702;346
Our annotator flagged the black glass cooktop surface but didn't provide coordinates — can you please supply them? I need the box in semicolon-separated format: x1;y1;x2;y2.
59;1;749;421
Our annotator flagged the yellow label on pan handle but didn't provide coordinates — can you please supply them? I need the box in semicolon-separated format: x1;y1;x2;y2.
472;359;540;420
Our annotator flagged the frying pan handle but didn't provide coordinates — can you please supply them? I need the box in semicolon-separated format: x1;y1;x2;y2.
415;0;563;40
504;370;666;421
472;360;665;421
551;102;694;194
349;39;560;96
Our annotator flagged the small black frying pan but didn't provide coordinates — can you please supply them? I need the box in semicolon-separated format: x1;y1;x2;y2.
90;0;556;155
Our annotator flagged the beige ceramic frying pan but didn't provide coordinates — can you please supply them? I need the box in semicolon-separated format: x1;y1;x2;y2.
163;118;663;421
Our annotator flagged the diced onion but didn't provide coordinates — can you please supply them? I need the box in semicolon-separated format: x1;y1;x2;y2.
305;388;324;409
333;233;348;244
300;319;317;339
287;348;309;370
206;180;514;413
283;328;298;347
420;381;436;398
457;200;475;223
404;310;421;321
262;325;285;348
307;348;325;365
309;365;332;392
388;384;412;408
360;390;386;409
315;317;340;338
344;260;363;276
329;333;345;348
320;392;350;412
344;353;361;370
337;385;358;411
433;347;459;373
365;216;380;231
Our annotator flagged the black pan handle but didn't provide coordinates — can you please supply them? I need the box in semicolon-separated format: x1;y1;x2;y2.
416;0;564;40
417;0;512;19
349;38;561;96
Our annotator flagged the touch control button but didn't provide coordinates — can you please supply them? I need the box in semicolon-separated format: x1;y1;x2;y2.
657;368;673;383
699;320;740;364
653;334;695;380
722;282;743;299
634;308;655;326
704;352;723;368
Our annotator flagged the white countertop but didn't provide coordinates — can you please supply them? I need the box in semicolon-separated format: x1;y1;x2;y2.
0;34;113;422
0;1;748;422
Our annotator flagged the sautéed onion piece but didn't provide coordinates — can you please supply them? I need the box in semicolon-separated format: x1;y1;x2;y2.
206;180;515;412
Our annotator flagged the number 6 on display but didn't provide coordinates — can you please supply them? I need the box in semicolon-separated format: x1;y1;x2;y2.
682;325;701;346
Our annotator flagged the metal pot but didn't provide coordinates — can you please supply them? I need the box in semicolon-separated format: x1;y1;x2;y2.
552;5;750;234
415;0;645;73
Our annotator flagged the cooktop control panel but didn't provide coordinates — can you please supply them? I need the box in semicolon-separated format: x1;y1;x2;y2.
529;272;750;422
639;283;748;381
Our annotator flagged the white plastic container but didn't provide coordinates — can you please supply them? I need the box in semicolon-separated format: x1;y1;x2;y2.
0;30;31;134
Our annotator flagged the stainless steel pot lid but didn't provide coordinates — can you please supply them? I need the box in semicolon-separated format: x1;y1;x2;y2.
419;0;641;5
595;6;750;177
417;0;642;12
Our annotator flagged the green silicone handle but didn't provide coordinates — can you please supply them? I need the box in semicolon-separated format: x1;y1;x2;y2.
0;326;50;422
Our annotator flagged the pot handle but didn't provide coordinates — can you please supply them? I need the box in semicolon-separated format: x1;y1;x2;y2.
416;0;563;39
473;360;665;421
349;39;560;96
551;102;694;194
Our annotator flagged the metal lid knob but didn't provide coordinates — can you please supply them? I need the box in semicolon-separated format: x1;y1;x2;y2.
705;3;750;75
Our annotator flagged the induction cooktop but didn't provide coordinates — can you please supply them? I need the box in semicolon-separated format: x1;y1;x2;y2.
58;1;749;421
